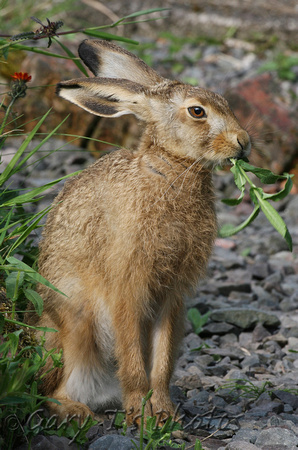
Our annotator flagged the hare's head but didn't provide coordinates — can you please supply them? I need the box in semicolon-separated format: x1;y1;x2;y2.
57;40;250;166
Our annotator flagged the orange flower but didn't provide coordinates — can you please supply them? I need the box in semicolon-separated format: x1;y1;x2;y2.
11;72;32;82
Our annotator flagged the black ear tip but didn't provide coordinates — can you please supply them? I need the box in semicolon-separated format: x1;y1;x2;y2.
55;83;62;96
78;39;89;55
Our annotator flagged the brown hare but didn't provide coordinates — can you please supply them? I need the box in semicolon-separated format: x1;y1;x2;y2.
36;39;250;425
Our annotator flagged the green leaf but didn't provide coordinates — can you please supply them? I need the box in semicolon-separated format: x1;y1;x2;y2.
249;187;259;205
5;271;24;299
6;257;67;297
219;205;260;237
187;308;210;334
83;30;138;45
257;197;292;251
24;289;44;316
262;175;293;201
221;190;244;206
231;163;247;190
4;318;57;333
8;331;22;356
237;160;283;184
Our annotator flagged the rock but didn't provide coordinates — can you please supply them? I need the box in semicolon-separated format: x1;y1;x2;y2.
184;333;204;351
15;435;77;449
240;354;260;369
231;427;260;444
263;272;284;293
281;275;298;296
254;427;298;448
202;321;236;336
224;73;298;174
175;374;203;390
225;441;259;449
89;435;142;450
210;308;280;329
272;390;298;409
251;256;270;280
217;281;252;296
246;401;284;418
252;323;271;342
205;363;232;377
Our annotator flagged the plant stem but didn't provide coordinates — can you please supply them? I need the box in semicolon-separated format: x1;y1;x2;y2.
0;98;15;138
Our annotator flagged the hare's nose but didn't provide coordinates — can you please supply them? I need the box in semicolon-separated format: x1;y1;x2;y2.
236;130;251;159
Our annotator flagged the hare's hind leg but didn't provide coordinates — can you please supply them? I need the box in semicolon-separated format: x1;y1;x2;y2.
41;301;121;422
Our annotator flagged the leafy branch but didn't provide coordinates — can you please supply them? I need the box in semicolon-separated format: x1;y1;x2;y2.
220;159;294;251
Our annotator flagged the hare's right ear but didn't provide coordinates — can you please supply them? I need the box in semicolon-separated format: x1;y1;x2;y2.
56;77;148;119
78;39;163;86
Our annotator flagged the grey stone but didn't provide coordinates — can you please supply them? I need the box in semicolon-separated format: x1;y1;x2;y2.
201;321;236;336
17;435;77;450
252;323;271;342
232;427;260;444
245;400;284;418
281;275;298;296
187;389;210;403
225;441;259;450
203;345;246;360
240;354;260;368
272;390;298;409
89;435;142;450
219;333;238;346
238;331;253;348
263;271;283;293
205;363;231;377
210;308;280;329
251;261;270;280
217;281;252;296
255;427;298;448
280;296;298;312
269;259;295;276
175;374;202;390
184;333;203;350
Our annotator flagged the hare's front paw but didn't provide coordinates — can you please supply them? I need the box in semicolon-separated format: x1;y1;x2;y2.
124;393;152;427
150;393;177;426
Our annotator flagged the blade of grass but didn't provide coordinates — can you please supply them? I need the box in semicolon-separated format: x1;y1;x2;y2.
0;109;52;186
83;30;138;44
5;207;51;258
13;114;70;173
1;171;81;206
54;38;89;76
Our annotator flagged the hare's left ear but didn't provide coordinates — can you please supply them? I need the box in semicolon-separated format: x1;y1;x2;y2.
78;39;164;86
56;77;148;119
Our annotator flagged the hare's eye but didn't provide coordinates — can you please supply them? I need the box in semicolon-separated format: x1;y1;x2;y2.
188;106;206;119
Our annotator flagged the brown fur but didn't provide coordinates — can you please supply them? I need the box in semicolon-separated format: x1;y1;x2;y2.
34;39;250;425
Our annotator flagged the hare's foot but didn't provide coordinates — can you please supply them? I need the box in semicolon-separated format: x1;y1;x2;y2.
45;396;97;424
150;392;177;426
124;392;153;427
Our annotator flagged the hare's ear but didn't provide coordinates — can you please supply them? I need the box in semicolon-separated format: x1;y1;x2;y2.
78;39;163;86
56;77;148;118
